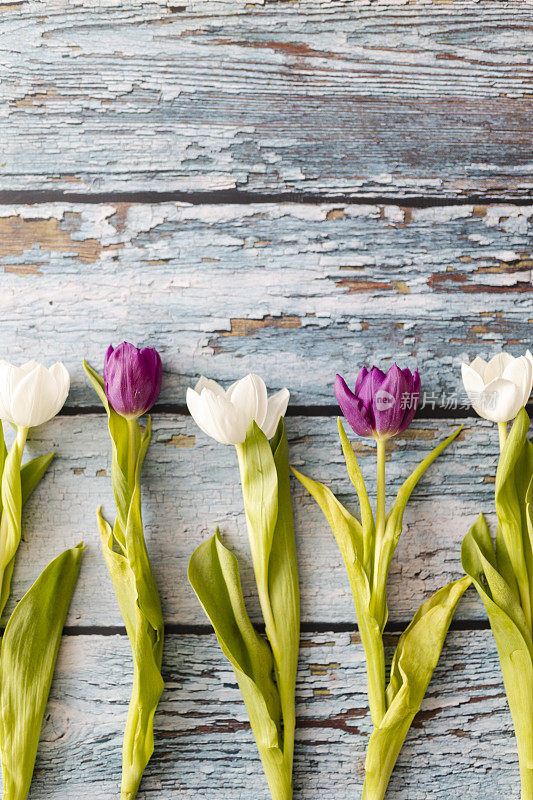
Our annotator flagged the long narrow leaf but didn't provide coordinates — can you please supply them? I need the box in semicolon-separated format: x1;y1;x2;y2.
189;532;291;800
84;359;164;800
236;421;279;623
268;418;299;775
20;453;55;507
292;467;386;725
363;576;471;800
462;514;533;798
337;418;375;542
0;543;85;800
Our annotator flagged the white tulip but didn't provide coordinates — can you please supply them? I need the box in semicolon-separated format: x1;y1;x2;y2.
186;373;290;445
461;350;533;423
0;360;70;429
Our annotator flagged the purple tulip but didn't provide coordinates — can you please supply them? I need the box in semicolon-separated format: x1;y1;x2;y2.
335;364;421;439
103;342;162;419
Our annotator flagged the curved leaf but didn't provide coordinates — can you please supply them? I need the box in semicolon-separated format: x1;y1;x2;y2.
84;360;164;800
291;466;386;725
189;532;291;800
0;543;84;800
462;513;533;797
363;576;471;800
494;408;533;627
337;417;374;546
236;421;279;616
268;418;299;775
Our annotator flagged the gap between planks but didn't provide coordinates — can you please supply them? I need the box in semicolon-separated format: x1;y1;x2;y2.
56;619;492;637
0;190;532;207
59;403;533;421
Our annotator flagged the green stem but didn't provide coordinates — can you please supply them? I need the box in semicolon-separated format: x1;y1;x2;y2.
519;754;533;800
235;442;280;655
127;418;138;488
498;421;508;452
359;615;387;727
372;438;386;604
497;420;532;631
0;426;28;620
365;436;387;726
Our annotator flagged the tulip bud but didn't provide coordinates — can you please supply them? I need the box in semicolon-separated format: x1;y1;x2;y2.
461;351;533;423
0;360;70;429
335;363;420;440
186;373;290;445
103;342;162;419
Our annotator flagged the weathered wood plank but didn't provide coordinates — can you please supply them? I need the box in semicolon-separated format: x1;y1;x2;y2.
8;413;499;627
0;202;531;406
1;1;532;197
26;630;516;798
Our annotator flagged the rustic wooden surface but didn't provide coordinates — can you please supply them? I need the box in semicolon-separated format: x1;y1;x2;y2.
7;414;493;628
0;202;531;405
30;631;518;800
1;0;531;796
1;1;532;198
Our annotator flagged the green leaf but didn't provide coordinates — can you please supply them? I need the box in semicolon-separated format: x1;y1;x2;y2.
373;426;463;613
0;422;7;518
0;543;84;800
337;417;375;546
96;421;164;800
291;466;386;725
83;359;132;536
0;432;26;620
84;359;164;800
236;421;279;618
363;575;471;800
494;408;533;628
384;426;463;564
291;466;366;583
20;453;55;507
462;514;533;797
189;531;291;800
267;418;299;774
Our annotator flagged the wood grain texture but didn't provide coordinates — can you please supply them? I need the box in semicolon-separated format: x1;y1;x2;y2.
24;630;516;799
0;201;531;406
1;1;532;197
7;413;499;628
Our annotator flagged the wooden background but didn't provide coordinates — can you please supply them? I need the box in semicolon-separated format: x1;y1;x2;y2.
1;0;532;797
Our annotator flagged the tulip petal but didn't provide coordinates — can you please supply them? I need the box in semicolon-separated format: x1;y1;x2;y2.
201;389;247;444
484;352;514;383
194;376;226;398
354;366;368;395
461;362;485;396
262;388;290;439
468;356;488;379
227;373;268;430
187;387;243;444
48;362;70;418
502;355;531;408
0;362;22;424
373;363;409;438
398;368;421;433
335;374;373;437
477;378;523;423
186;387;217;439
525;350;533;399
10;363;59;428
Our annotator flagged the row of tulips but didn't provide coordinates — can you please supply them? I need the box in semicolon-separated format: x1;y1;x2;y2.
0;346;530;800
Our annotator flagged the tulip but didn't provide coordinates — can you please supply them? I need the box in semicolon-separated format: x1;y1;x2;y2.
461;351;533;426
186;374;290;445
84;349;164;800
104;342;162;419
335;363;420;440
0;360;69;430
